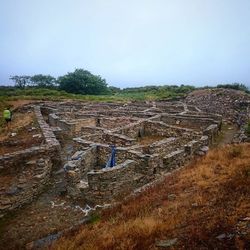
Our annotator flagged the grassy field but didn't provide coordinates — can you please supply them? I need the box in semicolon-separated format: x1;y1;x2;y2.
52;143;250;250
0;85;194;102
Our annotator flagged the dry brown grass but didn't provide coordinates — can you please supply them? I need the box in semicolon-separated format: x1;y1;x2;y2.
52;144;250;250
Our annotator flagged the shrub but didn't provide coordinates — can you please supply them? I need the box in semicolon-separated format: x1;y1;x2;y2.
228;147;242;158
245;121;250;136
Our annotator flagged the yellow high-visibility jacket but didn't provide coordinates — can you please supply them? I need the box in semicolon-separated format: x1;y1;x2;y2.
3;109;11;119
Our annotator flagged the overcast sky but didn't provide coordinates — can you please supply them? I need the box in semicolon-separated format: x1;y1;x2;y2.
1;0;250;87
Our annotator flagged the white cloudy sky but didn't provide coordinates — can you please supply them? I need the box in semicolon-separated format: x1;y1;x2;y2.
1;0;250;87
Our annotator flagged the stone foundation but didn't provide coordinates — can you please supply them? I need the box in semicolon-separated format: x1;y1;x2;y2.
41;101;222;204
0;106;61;217
0;100;223;211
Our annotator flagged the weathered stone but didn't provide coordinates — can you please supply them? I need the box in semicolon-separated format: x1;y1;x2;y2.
5;186;20;195
0;106;61;215
0;204;11;210
167;194;176;200
0;198;11;205
155;238;178;247
71;151;84;160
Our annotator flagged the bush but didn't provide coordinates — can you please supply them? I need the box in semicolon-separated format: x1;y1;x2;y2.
245;121;250;136
58;69;109;95
228;147;242;158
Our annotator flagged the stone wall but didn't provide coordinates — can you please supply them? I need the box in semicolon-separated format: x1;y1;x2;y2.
113;121;145;138
163;149;186;171
48;112;103;136
148;137;182;155
0;106;61;217
65;135;211;204
144;120;195;137
96;145;149;170
82;132;137;147
0;155;52;216
85;160;138;203
99;117;138;129
160;114;220;130
40;101;222;205
203;124;219;143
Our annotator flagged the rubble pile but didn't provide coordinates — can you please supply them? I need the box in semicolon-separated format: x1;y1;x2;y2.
186;88;250;121
186;88;250;142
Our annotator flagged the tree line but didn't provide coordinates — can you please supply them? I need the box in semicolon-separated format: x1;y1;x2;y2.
10;68;109;95
9;68;249;96
216;83;249;93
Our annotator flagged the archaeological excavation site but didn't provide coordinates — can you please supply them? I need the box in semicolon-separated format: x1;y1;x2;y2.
0;89;249;249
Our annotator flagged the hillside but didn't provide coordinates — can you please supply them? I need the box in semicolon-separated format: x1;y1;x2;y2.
52;143;250;250
186;88;250;122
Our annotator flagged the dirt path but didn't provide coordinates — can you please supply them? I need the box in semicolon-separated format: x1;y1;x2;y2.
212;123;238;148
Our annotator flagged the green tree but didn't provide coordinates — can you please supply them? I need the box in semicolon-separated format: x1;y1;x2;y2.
109;86;121;94
10;75;30;88
58;69;109;95
30;74;56;88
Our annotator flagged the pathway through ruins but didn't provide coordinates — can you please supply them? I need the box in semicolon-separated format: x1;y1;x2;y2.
212;123;238;147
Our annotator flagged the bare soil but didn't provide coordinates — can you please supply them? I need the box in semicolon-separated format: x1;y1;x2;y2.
0;112;43;155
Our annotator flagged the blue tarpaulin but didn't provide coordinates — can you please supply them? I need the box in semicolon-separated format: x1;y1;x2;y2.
105;145;116;168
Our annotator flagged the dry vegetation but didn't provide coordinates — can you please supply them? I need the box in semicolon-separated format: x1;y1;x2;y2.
52;144;250;250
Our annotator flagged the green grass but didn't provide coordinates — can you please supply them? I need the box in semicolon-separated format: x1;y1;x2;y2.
0;87;190;103
88;213;101;224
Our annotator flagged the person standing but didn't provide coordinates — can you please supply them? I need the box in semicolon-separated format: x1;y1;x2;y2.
3;108;12;129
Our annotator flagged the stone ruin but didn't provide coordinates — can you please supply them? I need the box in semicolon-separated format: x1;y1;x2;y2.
186;88;250;142
0;106;61;217
0;100;222;216
44;101;222;203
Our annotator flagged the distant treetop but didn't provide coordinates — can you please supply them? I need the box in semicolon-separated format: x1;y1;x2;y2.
216;83;249;93
58;69;109;95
